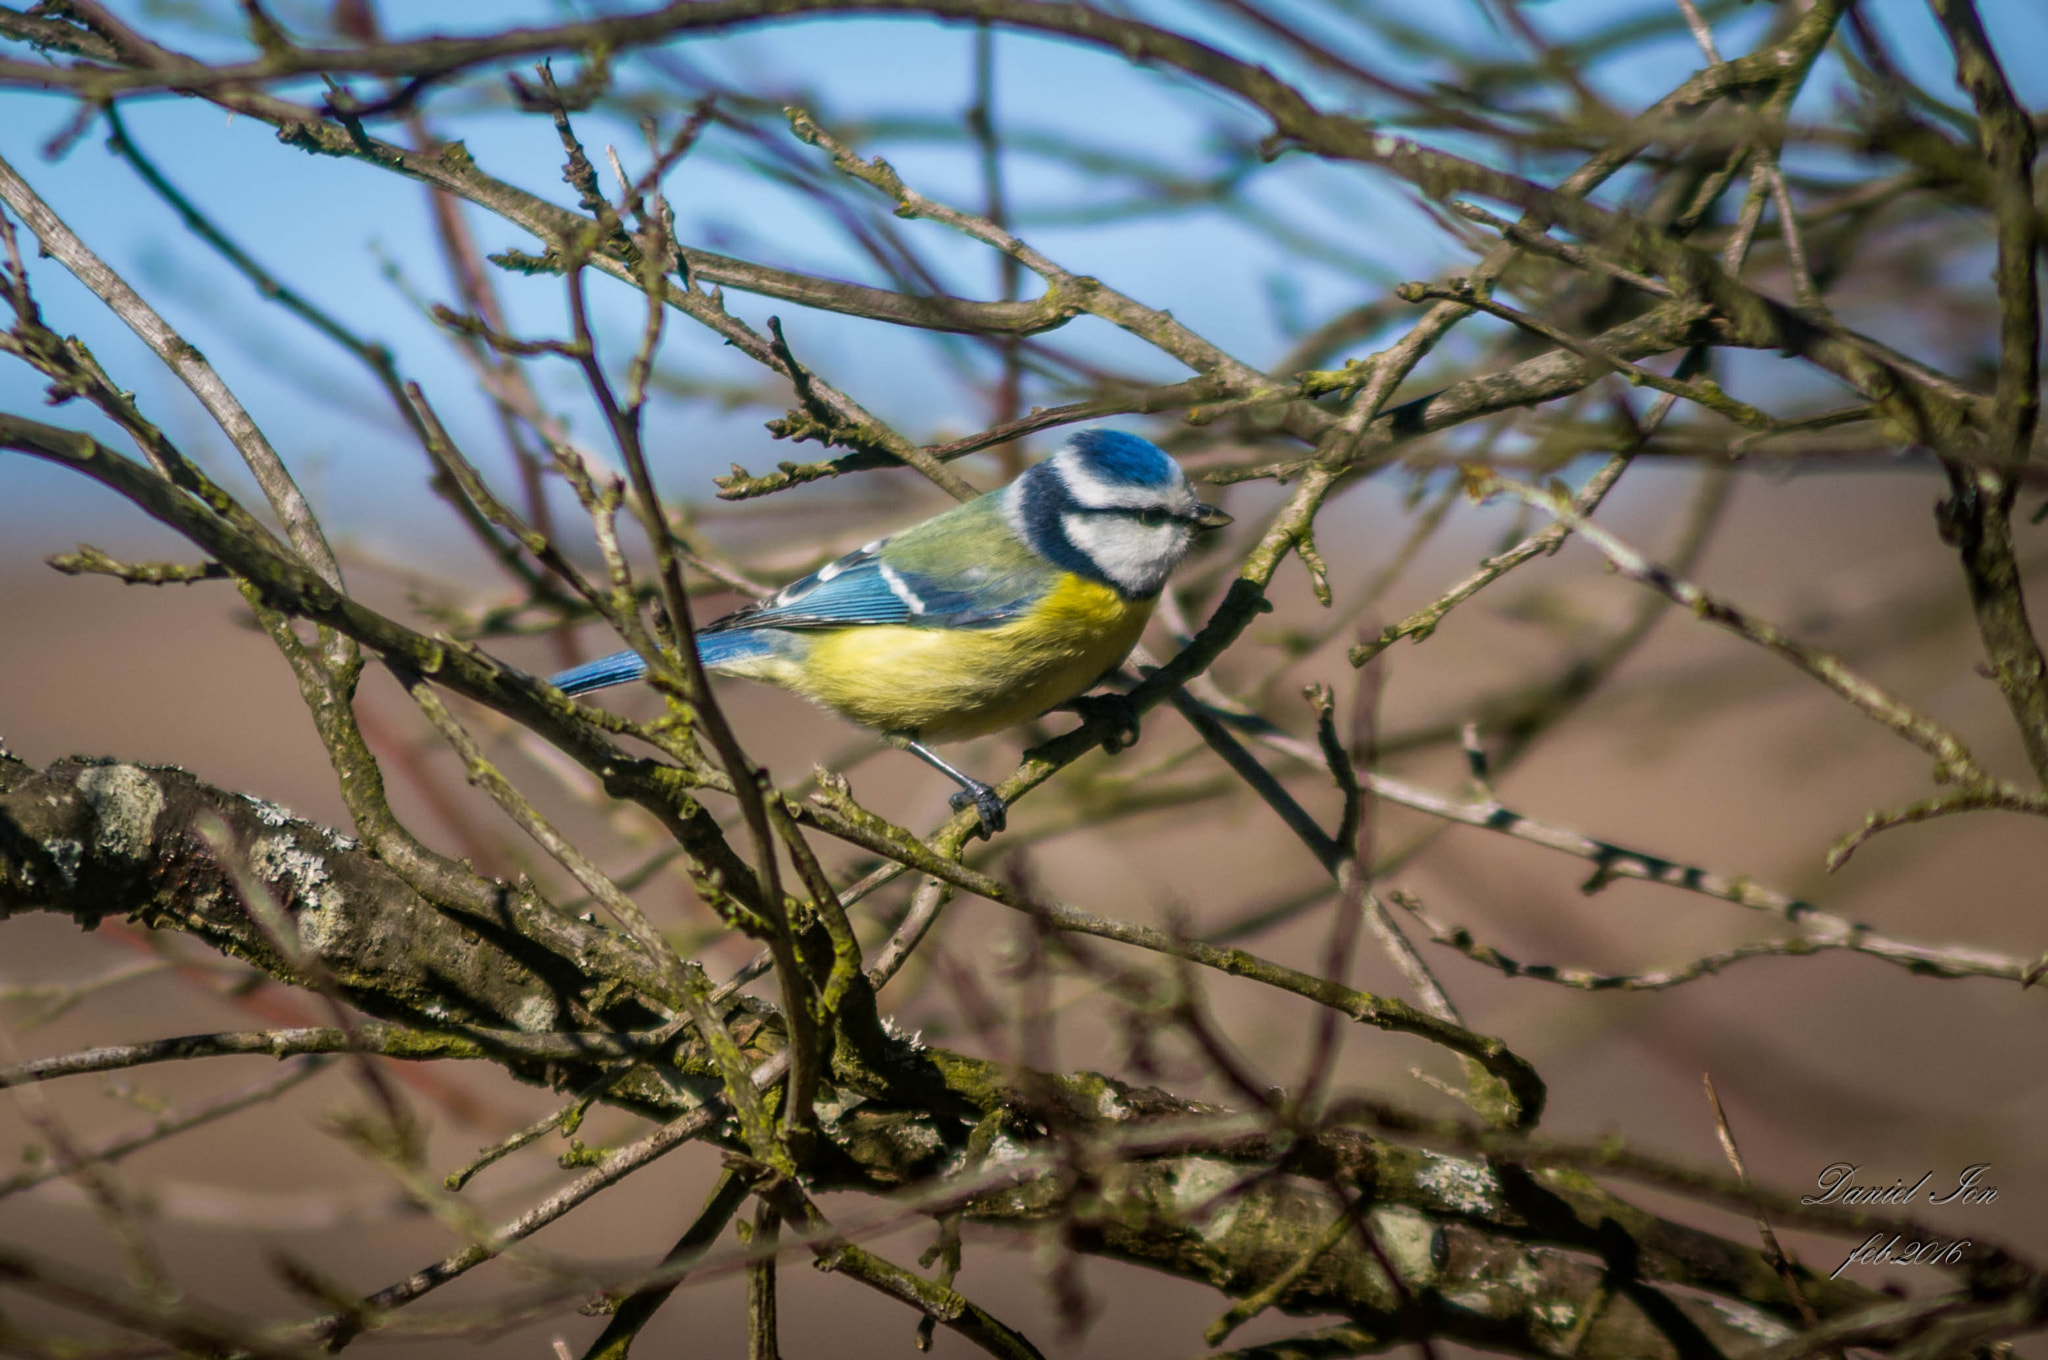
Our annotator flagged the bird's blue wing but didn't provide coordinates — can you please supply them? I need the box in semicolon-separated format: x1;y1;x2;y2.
707;496;1053;634
706;541;1034;632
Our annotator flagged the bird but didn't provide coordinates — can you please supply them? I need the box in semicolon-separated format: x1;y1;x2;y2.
548;429;1231;837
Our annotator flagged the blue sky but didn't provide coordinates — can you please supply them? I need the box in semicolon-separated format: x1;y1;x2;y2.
1;0;2042;566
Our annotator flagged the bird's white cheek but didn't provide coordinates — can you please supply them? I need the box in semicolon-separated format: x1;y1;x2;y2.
1060;515;1191;595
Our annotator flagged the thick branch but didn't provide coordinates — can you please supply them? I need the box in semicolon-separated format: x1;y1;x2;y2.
0;745;1898;1356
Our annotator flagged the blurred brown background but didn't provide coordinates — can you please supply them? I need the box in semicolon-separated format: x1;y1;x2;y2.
6;462;2044;1357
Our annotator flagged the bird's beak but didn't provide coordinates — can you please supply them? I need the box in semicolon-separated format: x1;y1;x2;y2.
1193;502;1233;529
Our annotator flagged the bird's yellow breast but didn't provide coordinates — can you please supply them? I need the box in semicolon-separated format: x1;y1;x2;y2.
793;574;1153;742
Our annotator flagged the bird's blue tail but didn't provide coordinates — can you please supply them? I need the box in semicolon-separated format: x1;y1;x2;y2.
549;650;649;696
548;631;781;696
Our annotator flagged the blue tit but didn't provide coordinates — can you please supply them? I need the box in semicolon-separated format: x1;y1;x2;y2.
548;429;1230;835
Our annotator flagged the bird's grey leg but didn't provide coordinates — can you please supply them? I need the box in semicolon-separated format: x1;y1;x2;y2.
900;738;1006;838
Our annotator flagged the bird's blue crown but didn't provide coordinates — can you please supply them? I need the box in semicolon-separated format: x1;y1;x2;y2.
1064;429;1181;490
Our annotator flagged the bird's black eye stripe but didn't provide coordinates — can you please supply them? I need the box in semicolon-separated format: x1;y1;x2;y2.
1072;505;1192;526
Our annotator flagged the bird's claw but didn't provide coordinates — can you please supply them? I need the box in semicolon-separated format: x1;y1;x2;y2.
949;784;1008;839
1071;692;1142;754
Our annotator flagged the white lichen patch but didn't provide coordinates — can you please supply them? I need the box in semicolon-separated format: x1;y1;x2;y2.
45;838;83;888
880;1015;927;1051
941;1128;1036;1184
979;1131;1033;1167
1095;1086;1129;1120
238;792;295;828
250;834;344;952
1441;1286;1504;1317
236;791;357;851
1699;1296;1795;1343
509;993;561;1033
1369;1205;1441;1286
1414;1150;1500;1215
1504;1253;1546;1297
1158;1157;1245;1241
810;1089;869;1124
890;1120;948;1164
1537;1300;1579;1333
77;764;163;863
